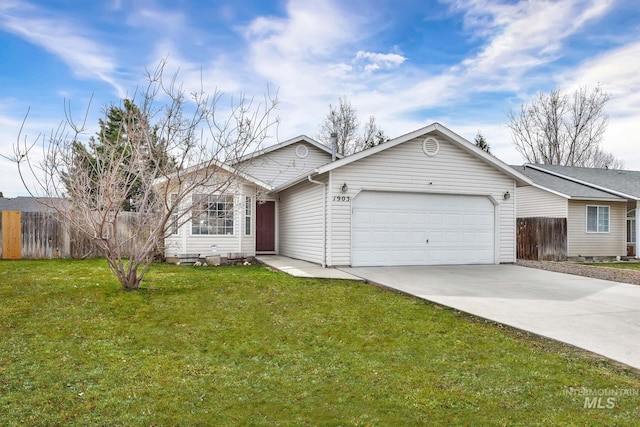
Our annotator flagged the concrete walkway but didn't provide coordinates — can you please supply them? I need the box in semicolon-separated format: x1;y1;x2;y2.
255;255;363;280
340;264;640;371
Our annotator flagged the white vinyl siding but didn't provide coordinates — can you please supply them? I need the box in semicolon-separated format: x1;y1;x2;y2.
516;186;568;218
163;182;257;258
236;142;332;188
327;133;515;266
567;200;625;257
278;178;325;264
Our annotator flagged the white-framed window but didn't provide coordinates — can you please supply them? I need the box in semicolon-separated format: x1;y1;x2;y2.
586;205;610;233
169;193;179;235
627;209;636;244
192;194;235;235
245;196;252;236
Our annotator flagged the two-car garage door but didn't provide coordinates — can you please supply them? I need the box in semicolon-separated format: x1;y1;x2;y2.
351;191;495;267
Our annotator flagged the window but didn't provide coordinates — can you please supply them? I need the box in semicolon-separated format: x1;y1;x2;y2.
628;209;636;244
245;196;252;236
192;194;234;235
169;193;179;235
586;205;610;233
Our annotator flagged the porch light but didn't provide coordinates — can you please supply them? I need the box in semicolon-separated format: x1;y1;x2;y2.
503;191;511;200
341;183;348;193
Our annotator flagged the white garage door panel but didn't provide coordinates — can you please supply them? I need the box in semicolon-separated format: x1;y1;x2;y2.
352;192;495;266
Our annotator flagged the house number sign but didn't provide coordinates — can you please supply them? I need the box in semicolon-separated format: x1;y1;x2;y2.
333;196;351;202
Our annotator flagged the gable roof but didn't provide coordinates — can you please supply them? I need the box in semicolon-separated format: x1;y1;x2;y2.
234;135;341;164
513;165;627;201
525;164;640;200
272;122;532;193
153;157;274;191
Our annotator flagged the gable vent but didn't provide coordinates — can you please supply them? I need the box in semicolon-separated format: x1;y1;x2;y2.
422;137;440;157
295;144;309;159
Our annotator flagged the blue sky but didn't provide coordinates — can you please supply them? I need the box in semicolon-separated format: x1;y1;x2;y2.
1;0;639;196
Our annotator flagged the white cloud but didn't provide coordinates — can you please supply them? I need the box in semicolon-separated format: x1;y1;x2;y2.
126;5;186;32
454;0;614;85
354;51;406;73
560;40;640;168
0;1;125;97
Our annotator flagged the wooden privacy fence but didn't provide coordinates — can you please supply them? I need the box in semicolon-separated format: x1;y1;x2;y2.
517;217;567;261
0;210;143;260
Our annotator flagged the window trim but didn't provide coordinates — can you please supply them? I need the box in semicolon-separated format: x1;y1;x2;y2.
627;209;636;244
191;194;235;236
169;193;179;235
586;205;610;234
244;196;252;236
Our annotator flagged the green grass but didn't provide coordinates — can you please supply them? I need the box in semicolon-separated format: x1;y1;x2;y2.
1;259;639;426
588;262;640;271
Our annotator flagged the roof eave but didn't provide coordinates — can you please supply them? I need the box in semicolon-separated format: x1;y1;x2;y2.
234;135;342;164
526;164;638;201
314;122;533;186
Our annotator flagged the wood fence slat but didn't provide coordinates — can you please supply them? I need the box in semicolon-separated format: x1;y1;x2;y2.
517;217;567;261
2;211;22;259
1;210;146;259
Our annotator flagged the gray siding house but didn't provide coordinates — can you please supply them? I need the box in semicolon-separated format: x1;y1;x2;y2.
165;123;531;267
515;164;640;257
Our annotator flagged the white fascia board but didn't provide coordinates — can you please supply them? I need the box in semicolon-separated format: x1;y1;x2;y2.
153;159;273;191
268;170;322;194
315;123;439;174
433;124;533;186
530;182;570;199
234;135;342;164
526;164;638;201
315;122;533;186
569;197;629;202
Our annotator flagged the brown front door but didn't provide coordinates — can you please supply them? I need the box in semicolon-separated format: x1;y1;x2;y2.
256;201;275;252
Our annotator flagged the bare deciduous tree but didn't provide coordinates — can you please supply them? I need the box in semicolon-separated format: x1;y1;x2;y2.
360;115;389;149
318;96;388;155
7;59;278;290
319;95;359;155
508;85;623;169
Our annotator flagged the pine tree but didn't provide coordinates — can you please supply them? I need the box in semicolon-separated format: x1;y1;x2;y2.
474;131;491;154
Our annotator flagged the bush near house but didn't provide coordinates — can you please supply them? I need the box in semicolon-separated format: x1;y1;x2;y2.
1;259;639;425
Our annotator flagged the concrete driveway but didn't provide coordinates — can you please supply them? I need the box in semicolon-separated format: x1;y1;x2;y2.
340;264;640;371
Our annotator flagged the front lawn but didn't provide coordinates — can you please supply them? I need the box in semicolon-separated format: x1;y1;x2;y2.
589;262;640;271
1;259;639;426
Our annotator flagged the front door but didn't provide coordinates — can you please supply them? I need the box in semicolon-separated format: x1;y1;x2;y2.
256;201;275;252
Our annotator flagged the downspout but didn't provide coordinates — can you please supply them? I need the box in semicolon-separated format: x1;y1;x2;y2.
308;174;327;268
238;194;243;258
634;200;640;259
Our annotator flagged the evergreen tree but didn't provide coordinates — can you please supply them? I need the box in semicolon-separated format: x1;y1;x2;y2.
474;131;491;154
67;99;172;211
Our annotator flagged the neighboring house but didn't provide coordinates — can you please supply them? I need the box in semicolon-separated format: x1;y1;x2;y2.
515;164;640;257
165;123;531;267
0;196;59;212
